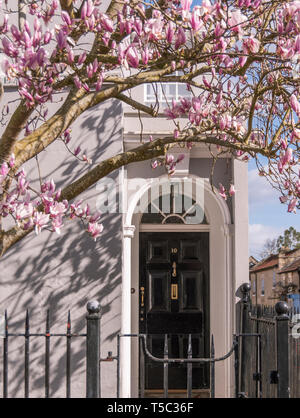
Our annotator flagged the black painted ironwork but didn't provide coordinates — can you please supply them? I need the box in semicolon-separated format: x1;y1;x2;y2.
114;333;236;398
210;335;215;398
1;287;299;399
66;310;71;398
236;283;300;398
45;310;50;398
187;334;192;398
1;302;100;398
3;310;8;399
86;300;101;398
275;302;290;398
24;310;29;398
163;334;168;398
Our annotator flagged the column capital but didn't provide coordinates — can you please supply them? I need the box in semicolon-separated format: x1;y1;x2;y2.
123;225;136;238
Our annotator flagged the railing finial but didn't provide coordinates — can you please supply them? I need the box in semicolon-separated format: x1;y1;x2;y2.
236;282;251;302
86;300;101;315
275;301;289;319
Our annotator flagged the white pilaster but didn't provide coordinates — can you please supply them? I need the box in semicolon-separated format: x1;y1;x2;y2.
232;159;249;292
120;224;135;397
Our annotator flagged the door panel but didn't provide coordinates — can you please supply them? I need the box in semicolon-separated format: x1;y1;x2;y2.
147;272;170;312
180;271;203;311
139;232;210;392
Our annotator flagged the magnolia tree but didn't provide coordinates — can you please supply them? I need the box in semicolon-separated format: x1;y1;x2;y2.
0;0;300;256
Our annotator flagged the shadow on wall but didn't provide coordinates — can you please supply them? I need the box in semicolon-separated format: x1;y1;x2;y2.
0;100;124;398
0;213;122;398
24;99;124;190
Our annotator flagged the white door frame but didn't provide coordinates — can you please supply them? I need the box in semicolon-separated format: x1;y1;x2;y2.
121;176;233;398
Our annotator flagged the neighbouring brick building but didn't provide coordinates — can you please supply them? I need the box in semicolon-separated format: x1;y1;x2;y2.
249;248;300;308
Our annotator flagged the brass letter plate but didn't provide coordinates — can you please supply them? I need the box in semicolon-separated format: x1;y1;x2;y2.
171;284;178;300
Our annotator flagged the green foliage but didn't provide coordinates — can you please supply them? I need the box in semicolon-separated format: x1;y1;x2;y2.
276;227;300;252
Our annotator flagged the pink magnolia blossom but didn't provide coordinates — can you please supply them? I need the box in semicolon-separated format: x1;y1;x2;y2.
280;148;293;168
74;146;81;156
61;11;72;26
100;14;114;32
177;154;185;163
288;198;298;213
126;46;139;68
229;185;236;196
219;183;227;200
16;203;34;223
87;222;103;241
33;212;50;234
290;94;300;115
1;162;9;176
243;37;260;54
165;154;175;165
181;0;192;11
190;8;204;32
49;202;68;218
78;52;87;66
166;22;175;43
175;27;186;50
280;195;289;204
52;216;64;234
228;10;247;35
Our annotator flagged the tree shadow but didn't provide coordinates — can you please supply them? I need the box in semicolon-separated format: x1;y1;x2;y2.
0;99;124;398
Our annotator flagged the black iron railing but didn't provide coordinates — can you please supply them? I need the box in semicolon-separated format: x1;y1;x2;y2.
1;301;101;398
236;283;300;398
101;333;236;398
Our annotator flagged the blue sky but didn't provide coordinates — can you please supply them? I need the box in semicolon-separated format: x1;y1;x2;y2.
248;159;300;258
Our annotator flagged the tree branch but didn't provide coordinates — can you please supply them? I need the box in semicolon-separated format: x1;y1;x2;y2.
116;93;157;116
18;0;27;31
0;129;269;256
0;103;33;164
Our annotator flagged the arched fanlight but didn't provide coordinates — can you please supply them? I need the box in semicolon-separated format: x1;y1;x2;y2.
141;183;208;225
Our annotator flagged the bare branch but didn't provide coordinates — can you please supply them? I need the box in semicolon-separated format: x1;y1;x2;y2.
116;93;158;116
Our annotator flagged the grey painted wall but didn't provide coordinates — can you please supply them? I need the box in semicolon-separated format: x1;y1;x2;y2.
0;98;123;398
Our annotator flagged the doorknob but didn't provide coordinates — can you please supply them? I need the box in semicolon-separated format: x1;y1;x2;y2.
172;262;177;277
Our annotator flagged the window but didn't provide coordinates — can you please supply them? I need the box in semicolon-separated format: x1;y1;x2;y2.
261;278;265;296
141;183;207;225
144;72;192;104
272;270;276;288
0;75;17;86
252;279;256;295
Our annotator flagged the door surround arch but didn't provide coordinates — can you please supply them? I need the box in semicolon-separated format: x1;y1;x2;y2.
121;175;233;398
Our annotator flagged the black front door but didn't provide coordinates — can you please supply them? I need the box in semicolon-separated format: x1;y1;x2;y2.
139;232;210;392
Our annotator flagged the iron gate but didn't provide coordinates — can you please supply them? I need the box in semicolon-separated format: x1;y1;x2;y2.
108;333;236;398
